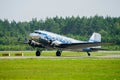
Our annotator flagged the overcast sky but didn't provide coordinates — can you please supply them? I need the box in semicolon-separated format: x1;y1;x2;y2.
0;0;120;22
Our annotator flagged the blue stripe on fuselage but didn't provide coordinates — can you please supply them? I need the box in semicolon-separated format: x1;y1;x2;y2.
40;32;71;44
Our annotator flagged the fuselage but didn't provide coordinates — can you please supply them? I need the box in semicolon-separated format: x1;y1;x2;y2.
29;30;86;44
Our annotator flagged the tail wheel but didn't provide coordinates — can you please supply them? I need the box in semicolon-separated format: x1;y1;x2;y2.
87;52;91;56
56;50;61;56
36;50;41;56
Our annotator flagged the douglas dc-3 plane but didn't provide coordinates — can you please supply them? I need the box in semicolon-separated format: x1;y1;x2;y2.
27;30;103;56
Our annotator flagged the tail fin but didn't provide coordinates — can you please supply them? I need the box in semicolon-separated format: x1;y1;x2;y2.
88;32;101;42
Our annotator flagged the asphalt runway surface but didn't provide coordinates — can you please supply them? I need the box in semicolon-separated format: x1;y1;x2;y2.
0;55;120;59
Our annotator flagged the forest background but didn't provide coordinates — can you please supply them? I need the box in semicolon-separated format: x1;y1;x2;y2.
0;15;120;51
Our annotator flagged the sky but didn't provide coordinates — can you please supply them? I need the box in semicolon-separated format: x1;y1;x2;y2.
0;0;120;22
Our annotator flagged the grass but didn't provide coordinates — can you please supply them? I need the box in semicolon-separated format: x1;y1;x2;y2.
0;51;120;80
0;58;120;80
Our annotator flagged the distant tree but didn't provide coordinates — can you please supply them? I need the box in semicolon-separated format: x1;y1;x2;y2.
0;16;120;50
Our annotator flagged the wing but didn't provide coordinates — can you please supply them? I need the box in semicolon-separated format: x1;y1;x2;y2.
58;42;103;49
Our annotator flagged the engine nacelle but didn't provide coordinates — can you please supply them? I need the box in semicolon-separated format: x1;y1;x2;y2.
50;40;62;47
28;40;44;48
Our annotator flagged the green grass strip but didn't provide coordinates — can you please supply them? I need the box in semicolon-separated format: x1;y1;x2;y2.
0;58;120;80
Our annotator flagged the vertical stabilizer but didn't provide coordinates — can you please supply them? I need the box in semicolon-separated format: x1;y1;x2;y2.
88;32;101;42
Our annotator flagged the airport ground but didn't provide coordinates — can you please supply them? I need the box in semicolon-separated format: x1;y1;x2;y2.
0;51;120;80
0;51;120;57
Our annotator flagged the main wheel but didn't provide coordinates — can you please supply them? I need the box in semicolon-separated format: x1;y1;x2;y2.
56;51;61;56
36;50;41;56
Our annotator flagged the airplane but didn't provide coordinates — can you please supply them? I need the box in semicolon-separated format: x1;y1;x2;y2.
27;30;103;56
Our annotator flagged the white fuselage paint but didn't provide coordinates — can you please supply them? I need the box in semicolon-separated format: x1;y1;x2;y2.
30;30;86;44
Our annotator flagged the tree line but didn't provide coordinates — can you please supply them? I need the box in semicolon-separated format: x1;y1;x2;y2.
0;15;120;50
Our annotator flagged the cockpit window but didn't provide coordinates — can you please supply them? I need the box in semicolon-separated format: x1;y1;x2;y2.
34;32;41;34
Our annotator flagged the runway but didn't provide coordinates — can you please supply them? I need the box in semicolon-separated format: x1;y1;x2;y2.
0;55;120;59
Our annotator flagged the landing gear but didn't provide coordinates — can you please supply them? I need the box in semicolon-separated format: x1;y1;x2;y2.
36;50;41;56
56;50;62;56
87;52;91;56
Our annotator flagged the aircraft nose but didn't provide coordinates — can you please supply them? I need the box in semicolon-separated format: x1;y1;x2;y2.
29;33;40;40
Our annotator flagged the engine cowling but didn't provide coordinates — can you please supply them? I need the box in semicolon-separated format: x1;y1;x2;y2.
28;40;44;48
50;40;62;47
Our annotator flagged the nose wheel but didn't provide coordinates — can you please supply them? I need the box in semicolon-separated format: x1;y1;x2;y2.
36;50;41;56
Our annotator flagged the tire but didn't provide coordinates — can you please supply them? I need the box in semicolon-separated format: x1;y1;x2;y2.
56;51;61;56
87;52;91;56
36;50;41;56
